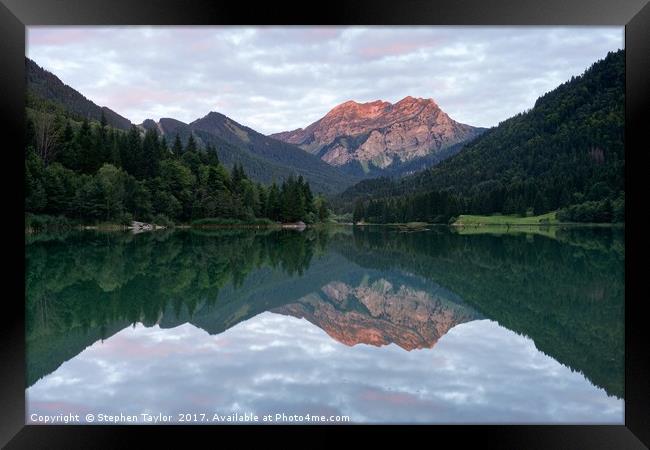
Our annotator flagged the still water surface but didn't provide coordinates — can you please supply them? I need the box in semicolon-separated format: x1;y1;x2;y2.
25;226;624;424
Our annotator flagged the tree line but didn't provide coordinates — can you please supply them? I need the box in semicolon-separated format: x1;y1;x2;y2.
25;110;330;225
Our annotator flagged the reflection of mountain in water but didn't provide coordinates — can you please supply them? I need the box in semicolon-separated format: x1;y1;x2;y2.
275;279;479;350
341;226;625;398
26;228;476;385
26;226;624;399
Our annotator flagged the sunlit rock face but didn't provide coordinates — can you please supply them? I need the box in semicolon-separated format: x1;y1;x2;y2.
270;97;483;169
273;279;480;350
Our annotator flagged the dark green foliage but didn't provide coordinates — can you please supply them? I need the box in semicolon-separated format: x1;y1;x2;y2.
280;176;305;222
141;128;163;178
171;133;183;156
315;195;330;222
557;195;622;223
185;134;197;153
121;126;144;178
25;115;36;152
340;50;625;224
75;119;96;173
25;148;47;212
24;106;329;225
205;143;219;165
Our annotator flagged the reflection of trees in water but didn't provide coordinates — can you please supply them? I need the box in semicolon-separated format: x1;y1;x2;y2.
26;229;332;338
26;226;624;399
26;228;343;386
344;226;624;399
33;293;61;333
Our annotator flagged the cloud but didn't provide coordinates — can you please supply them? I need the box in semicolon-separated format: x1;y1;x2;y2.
27;315;623;424
26;26;623;134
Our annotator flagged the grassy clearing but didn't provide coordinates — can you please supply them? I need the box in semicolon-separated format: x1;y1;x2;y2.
452;211;559;226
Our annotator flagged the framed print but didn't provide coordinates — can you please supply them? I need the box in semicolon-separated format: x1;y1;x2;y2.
1;0;648;447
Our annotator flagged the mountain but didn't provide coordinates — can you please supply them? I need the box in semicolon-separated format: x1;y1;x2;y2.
339;50;625;223
270;96;485;176
274;279;479;350
25;57;132;130
191;111;358;190
138;112;360;194
25;57;358;194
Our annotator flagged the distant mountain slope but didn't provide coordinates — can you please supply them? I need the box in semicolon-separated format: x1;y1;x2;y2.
26;57;358;194
140;112;360;194
190;111;357;188
271;96;485;176
340;50;625;222
25;57;132;130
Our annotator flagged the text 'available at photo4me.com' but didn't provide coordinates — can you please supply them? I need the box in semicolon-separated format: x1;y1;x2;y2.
28;412;352;424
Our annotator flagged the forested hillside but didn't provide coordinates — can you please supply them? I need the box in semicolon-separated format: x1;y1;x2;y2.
341;50;625;224
25;111;329;226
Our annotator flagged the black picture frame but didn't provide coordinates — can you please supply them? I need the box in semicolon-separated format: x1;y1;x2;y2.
1;0;647;447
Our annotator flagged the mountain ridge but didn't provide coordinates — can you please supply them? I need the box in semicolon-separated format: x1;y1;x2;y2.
270;96;485;175
25;57;132;130
136;111;360;194
25;57;359;194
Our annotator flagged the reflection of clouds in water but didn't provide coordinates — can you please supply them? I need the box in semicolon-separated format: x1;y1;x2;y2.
27;314;623;424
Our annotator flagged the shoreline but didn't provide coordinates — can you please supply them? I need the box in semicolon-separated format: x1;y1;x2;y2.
352;222;624;228
449;222;624;228
25;221;349;234
25;221;624;234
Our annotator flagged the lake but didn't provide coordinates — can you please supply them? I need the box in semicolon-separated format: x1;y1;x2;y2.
25;225;625;424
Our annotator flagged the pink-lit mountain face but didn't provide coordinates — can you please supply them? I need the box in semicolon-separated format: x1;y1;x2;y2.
273;279;479;351
270;96;484;172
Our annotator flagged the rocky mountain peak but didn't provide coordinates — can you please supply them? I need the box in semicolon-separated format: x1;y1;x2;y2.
141;119;158;130
192;111;228;125
273;280;479;351
270;95;483;172
205;111;226;119
328;99;393;119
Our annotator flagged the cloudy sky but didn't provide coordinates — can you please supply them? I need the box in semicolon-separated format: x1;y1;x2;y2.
27;26;623;134
27;315;623;424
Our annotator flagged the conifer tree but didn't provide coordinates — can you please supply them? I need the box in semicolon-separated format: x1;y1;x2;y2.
185;134;197;153
172;133;183;156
